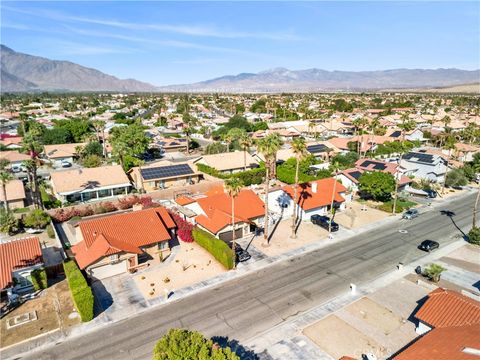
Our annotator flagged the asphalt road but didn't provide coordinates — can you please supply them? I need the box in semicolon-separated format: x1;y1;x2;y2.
15;192;478;360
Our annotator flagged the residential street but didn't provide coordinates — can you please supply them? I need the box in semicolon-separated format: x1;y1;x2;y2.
10;192;479;360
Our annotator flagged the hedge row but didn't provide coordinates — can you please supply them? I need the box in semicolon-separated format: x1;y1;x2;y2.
63;260;94;322
196;163;265;186
192;227;235;270
31;268;47;290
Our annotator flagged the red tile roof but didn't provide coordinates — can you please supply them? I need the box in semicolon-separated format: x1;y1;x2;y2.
195;189;264;234
415;288;480;328
175;196;196;206
283;178;347;211
72;207;175;269
394;324;480;360
0;237;43;289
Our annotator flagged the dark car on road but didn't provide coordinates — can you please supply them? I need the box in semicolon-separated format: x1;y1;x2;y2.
418;240;440;252
424;189;437;198
235;244;251;263
311;215;339;232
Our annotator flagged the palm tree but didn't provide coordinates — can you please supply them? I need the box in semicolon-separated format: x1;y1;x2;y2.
398;113;416;141
239;133;253;171
425;263;446;283
224;178;244;269
392;142;406;215
328;161;340;235
441;138;456;195
290;138;307;239
0;170;13;212
257;134;283;246
22;130;43;209
473;186;480;229
91;120;106;157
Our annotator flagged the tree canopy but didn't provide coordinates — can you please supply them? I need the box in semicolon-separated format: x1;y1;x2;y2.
110;124;151;170
153;329;239;360
359;171;396;201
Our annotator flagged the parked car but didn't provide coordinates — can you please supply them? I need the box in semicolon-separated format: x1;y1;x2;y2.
61;160;72;168
424;189;437;198
311;215;339;232
402;208;419;220
11;164;24;173
234;244;251;262
418;240;439;252
25;228;44;234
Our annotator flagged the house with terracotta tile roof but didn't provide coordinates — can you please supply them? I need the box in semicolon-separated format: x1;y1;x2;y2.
43;142;86;168
392;288;480;360
0;135;23;150
186;189;265;242
72;207;176;279
50;165;132;203
268;178;349;221
0;179;26;209
0;237;43;292
0;150;30;169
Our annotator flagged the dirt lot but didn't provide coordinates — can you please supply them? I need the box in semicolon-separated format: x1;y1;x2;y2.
250;220;328;257
335;201;390;229
303;314;384;360
133;241;227;300
1;280;80;348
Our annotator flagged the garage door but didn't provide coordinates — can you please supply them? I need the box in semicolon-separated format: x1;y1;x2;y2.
218;228;243;242
89;260;127;280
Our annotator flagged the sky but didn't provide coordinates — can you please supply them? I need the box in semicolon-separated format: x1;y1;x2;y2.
1;1;479;86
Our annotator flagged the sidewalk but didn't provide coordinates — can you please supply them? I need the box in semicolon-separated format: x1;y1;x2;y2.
1;188;475;359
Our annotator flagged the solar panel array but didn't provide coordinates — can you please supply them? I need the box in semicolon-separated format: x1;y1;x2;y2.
349;171;363;180
307;144;329;154
359;160;387;170
390;131;401;138
403;152;435;164
141;164;194;180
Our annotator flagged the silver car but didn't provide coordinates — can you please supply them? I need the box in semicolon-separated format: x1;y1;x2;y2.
403;208;419;220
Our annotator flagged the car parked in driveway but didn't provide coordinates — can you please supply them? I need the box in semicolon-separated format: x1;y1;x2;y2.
311;215;339;232
402;208;419;220
418;240;439;252
61;160;72;168
234;244;251;262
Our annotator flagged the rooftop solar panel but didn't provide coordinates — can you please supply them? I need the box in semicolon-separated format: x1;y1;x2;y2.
307;144;330;154
390;131;401;138
140;164;194;180
359;160;387;171
349;171;363;180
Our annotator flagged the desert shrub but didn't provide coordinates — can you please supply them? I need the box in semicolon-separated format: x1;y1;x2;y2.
23;209;50;229
153;328;239;360
0;209;19;234
31;268;48;290
63;260;94;322
468;227;480;246
192;227;234;270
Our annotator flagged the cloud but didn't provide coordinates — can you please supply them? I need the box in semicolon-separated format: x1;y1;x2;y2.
50;40;139;55
2;5;302;41
1;22;30;30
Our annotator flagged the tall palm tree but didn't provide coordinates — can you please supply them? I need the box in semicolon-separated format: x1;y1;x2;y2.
224;178;244;269
0;170;13;212
473;186;480;229
398;113;416;141
328;161;340;235
91;120;106;157
239;133;253;171
22;130;43;209
441;138;456;195
392;142;407;215
290;138;307;239
257;134;283;246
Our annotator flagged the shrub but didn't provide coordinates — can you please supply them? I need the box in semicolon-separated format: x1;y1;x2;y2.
192;227;234;270
378;199;417;213
468;227;480;246
153;328;239;360
23;209;50;229
63;260;94;322
46;224;55;238
31;268;48;290
0;209;19;234
169;211;193;242
445;168;468;188
424;263;446;283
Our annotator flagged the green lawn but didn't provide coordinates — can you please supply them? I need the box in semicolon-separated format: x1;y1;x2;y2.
377;199;417;213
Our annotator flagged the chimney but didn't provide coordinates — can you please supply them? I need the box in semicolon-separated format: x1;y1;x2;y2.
312;182;318;193
132;203;144;212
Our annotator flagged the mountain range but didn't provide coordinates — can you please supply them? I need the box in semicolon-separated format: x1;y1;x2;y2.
1;45;479;93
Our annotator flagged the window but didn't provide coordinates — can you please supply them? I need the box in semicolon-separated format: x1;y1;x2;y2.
109;254;119;262
158;241;169;250
14;271;33;288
